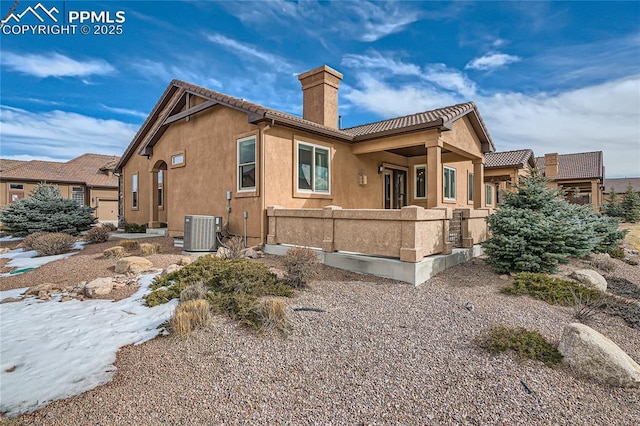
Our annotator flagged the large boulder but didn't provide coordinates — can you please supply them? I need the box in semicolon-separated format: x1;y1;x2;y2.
570;269;607;292
25;283;62;296
161;264;182;276
558;323;640;388
115;256;154;274
85;277;114;297
177;256;192;266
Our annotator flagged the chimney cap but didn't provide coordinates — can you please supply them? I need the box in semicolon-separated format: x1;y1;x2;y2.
298;65;343;81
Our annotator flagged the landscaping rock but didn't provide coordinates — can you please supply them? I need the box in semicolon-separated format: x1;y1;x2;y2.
85;277;114;297
161;264;182;276
216;247;231;258
0;297;21;304
0;247;10;255
103;246;125;258
243;248;259;259
268;267;287;280
570;269;607;292
25;283;62;296
177;256;192;266
558;323;640;388
499;274;509;281
115;256;154;274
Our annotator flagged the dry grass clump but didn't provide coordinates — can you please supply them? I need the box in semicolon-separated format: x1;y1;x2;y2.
119;240;140;251
223;236;245;259
103;246;125;258
28;232;76;256
140;243;161;256
589;254;616;273
179;282;208;302
170;300;211;336
256;297;291;334
85;226;110;244
283;247;319;288
101;222;117;231
22;232;48;250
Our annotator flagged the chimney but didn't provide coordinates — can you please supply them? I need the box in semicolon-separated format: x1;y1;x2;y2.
298;65;343;128
544;153;559;178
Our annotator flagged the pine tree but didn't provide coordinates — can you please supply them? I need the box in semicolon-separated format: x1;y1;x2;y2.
481;167;624;273
0;184;96;237
603;187;624;218
621;183;640;223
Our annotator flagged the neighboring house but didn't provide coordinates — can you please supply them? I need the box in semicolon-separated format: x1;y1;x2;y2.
0;154;120;224
603;177;640;203
484;149;536;204
537;151;604;210
115;64;496;250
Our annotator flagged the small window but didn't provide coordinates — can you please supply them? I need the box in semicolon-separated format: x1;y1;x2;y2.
9;184;24;190
297;141;330;194
72;187;84;205
468;173;474;202
171;153;184;166
486;184;493;206
237;136;256;191
414;165;426;200
157;170;163;208
132;173;138;209
443;166;456;200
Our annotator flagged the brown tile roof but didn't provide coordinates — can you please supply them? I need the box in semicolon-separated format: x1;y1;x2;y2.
117;79;495;170
485;149;535;169
0;154;120;187
603;178;640;193
537;151;603;180
0;159;27;172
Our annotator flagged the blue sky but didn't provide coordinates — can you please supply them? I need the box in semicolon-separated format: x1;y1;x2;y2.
1;0;639;177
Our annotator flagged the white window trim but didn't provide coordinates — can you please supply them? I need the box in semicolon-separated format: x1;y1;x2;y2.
468;172;474;202
486;184;493;206
296;141;331;194
414;164;427;200
444;166;456;201
132;173;139;209
237;136;257;192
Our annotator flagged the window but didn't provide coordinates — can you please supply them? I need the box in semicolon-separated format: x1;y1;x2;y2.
237;136;256;191
468;173;474;202
414;165;426;200
297;142;330;193
9;184;24;190
131;173;138;209
486;184;493;206
443;166;456;200
71;187;84;205
171;153;184;166
157;170;163;208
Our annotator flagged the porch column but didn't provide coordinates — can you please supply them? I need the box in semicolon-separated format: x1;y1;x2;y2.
591;180;600;211
149;170;160;228
473;158;485;209
426;137;443;208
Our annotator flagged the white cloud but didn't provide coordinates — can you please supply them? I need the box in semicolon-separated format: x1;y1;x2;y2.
423;64;477;98
465;52;521;71
341;52;421;76
100;104;148;119
1;52;114;78
0;106;138;160
132;59;221;88
205;33;293;71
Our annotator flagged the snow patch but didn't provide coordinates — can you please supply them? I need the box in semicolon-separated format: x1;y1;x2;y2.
0;243;85;277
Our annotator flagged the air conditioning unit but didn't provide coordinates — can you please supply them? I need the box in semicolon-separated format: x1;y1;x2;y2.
183;215;222;251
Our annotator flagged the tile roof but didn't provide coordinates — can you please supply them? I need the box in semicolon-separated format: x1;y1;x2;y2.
0;154;119;187
537;151;603;180
603;178;640;193
485;149;535;169
117;79;495;170
0;159;26;172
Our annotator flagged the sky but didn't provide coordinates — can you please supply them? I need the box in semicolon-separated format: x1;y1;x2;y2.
0;0;639;177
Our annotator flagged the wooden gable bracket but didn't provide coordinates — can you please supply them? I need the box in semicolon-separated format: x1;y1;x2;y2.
163;99;217;125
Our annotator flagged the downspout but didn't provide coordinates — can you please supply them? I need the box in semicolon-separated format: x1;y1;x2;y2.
259;122;271;246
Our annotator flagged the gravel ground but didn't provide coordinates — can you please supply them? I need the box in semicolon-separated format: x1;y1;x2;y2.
5;255;639;425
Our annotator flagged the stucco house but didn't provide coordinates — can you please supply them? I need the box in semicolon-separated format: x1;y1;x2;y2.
0;154;120;224
484;149;536;204
603;177;640;203
116;65;496;264
537;151;604;209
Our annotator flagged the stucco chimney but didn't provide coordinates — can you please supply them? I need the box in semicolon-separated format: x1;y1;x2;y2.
298;65;343;128
544;153;559;178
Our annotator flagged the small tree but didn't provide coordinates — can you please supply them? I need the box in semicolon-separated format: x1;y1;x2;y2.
603;187;624;218
621;183;640;223
0;184;96;236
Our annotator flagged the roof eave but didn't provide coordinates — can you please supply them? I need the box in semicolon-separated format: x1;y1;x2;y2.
262;112;354;141
352;120;447;142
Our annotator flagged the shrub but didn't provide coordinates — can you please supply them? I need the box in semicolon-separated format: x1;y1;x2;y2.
102;222;117;232
103;246;125;258
0;184;96;237
22;231;48;250
140;243;160;256
85;226;110;244
170;300;211;336
283;247;319;288
567;287;603;323
603;188;624;218
502;272;602;305
482;168;625;273
180;282;208;302
602;297;640;329
119;240;140;251
589;254;616;273
256;297;291;334
29;232;76;256
621;183;640;223
476;326;563;366
124;223;147;233
608;247;625;259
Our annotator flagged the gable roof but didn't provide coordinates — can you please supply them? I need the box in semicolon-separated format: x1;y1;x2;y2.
116;79;495;170
0;159;27;172
0;154;119;187
485;149;535;169
537;151;604;180
603;177;640;193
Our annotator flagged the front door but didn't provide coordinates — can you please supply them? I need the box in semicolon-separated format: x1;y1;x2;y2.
384;169;407;209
